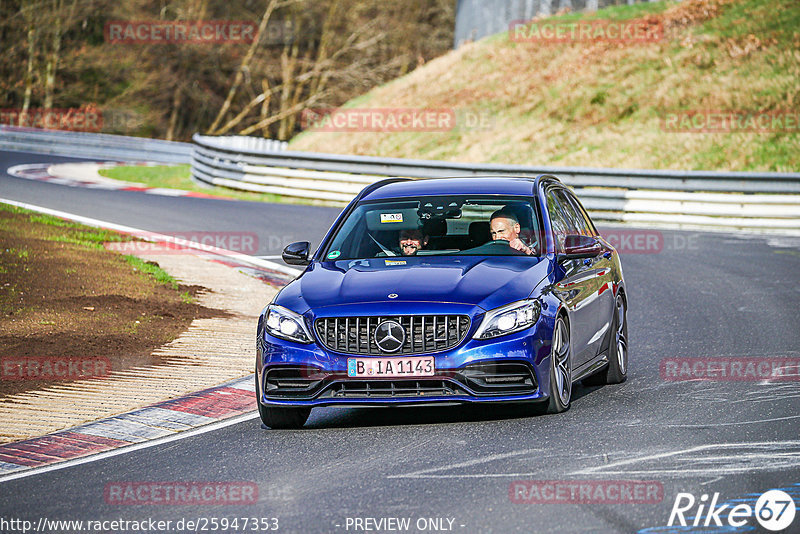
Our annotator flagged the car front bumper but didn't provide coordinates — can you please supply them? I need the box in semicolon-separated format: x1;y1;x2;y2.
256;321;555;408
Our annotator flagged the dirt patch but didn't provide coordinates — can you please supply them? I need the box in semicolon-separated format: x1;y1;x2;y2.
0;205;225;398
662;0;739;31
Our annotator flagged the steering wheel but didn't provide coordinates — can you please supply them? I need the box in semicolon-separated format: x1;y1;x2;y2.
486;238;531;256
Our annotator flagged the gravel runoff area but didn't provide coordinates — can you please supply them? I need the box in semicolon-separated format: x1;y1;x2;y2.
0;250;278;443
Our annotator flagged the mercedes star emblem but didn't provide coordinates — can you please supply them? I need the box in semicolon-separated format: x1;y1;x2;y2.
374;320;405;353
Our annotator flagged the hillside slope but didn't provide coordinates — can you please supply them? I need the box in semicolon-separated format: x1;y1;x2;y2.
290;0;799;172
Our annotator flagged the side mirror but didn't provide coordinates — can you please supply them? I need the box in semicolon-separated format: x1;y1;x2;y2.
561;234;603;260
282;241;311;265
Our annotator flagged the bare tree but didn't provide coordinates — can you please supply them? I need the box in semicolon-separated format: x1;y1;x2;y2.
43;0;78;110
208;0;397;139
20;14;37;123
0;0;454;140
207;0;287;134
166;0;209;140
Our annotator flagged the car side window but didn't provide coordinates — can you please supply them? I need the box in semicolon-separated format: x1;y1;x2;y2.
562;190;597;236
546;189;575;253
555;190;593;237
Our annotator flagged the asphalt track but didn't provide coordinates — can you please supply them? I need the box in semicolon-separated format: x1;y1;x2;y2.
1;149;800;533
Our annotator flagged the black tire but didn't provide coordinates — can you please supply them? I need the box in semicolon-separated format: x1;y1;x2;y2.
584;293;628;386
542;314;572;414
255;372;311;429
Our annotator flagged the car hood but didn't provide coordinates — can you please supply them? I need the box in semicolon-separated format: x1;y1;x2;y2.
275;256;551;313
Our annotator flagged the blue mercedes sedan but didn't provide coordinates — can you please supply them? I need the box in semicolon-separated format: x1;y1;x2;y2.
256;175;628;428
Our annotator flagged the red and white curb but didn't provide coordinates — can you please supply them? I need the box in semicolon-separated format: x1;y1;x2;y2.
0;376;257;476
7;162;225;199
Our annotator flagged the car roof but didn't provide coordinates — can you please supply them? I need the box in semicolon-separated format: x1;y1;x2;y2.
360;176;544;201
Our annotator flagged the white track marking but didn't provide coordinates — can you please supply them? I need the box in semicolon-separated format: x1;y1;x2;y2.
571;441;800;478
388;442;800;480
0;412;258;484
0;198;302;276
575;441;799;472
388;449;541;479
623;414;800;428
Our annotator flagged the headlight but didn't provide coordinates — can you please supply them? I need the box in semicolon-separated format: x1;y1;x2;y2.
473;299;541;339
264;305;313;344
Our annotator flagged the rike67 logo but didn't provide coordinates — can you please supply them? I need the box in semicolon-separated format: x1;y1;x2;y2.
668;490;796;531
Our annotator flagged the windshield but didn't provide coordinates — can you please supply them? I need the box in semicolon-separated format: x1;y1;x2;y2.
323;195;542;260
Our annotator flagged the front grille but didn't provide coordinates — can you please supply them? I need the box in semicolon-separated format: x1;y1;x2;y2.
323;379;465;399
314;315;470;355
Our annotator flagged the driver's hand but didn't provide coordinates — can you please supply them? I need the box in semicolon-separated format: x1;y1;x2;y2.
509;238;533;255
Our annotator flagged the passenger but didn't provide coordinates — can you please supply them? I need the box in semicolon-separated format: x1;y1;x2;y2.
490;209;533;255
398;228;429;256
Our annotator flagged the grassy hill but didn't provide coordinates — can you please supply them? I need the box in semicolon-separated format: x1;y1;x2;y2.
290;0;799;172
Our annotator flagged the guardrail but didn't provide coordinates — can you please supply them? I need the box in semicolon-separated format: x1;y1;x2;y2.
192;134;800;234
0;126;192;164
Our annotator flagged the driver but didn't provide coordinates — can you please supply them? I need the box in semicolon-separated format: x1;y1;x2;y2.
490;209;533;255
398;228;429;256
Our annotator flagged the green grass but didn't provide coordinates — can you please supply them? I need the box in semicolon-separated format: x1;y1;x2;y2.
98;165;319;204
24;210;128;248
0;203;26;215
122;255;178;290
43;227;128;250
5;248;29;259
482;2;672;46
290;0;800;173
99;164;191;189
28;214;84;229
700;0;799;44
1;201;179;291
525;0;670;24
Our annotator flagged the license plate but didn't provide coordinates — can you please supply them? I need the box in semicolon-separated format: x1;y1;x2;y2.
347;356;434;378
